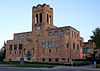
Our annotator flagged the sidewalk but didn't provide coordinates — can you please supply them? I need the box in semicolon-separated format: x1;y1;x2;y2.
53;65;100;71
0;64;100;71
0;64;13;67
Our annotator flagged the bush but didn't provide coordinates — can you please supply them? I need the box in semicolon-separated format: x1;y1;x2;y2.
96;64;100;68
0;61;19;64
73;61;91;66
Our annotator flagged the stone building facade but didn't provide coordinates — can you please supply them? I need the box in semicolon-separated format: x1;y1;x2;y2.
5;4;83;63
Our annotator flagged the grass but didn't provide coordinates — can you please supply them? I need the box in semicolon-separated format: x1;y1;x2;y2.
9;64;56;68
0;62;57;68
0;61;91;68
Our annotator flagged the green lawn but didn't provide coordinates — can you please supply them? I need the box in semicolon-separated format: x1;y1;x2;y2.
0;61;91;68
0;62;57;68
10;64;56;68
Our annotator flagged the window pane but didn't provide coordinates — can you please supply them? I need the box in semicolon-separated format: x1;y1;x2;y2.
61;31;64;34
82;48;88;54
42;42;46;48
48;41;53;48
48;32;52;36
19;44;22;49
14;44;17;50
66;41;69;48
17;36;20;40
36;14;38;23
47;14;48;23
22;35;24;39
9;45;12;50
54;31;59;35
55;40;60;48
40;13;42;23
73;43;75;49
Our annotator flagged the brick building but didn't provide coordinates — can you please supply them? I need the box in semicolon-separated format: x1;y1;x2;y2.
5;4;84;63
80;40;96;59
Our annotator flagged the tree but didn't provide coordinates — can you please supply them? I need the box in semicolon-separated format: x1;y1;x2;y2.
90;27;100;49
0;49;6;61
26;50;32;62
0;41;6;61
0;51;3;61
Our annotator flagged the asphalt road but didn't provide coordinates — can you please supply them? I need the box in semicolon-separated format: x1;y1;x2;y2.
0;66;100;71
0;67;67;71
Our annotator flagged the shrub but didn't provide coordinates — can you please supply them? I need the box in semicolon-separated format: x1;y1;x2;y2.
96;64;100;68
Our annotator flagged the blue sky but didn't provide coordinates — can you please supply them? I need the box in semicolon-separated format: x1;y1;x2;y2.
0;0;100;48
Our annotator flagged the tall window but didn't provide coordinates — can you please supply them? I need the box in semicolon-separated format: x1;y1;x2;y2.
49;49;52;53
72;31;74;38
17;36;20;40
9;45;12;50
40;13;42;23
73;43;75;49
74;32;76;39
66;41;69;48
35;14;38;24
22;35;24;39
49;58;52;62
48;41;53;48
49;16;51;24
14;44;17;50
55;40;60;48
19;44;22;50
42;42;46;48
77;45;79;50
47;14;49;23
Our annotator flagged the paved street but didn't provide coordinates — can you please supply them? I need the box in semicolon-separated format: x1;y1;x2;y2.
0;67;64;71
0;66;100;71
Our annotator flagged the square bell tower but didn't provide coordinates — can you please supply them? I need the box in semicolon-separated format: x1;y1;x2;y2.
32;4;53;31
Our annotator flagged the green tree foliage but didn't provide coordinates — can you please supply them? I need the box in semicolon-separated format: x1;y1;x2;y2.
90;27;100;49
26;50;32;61
0;50;6;61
